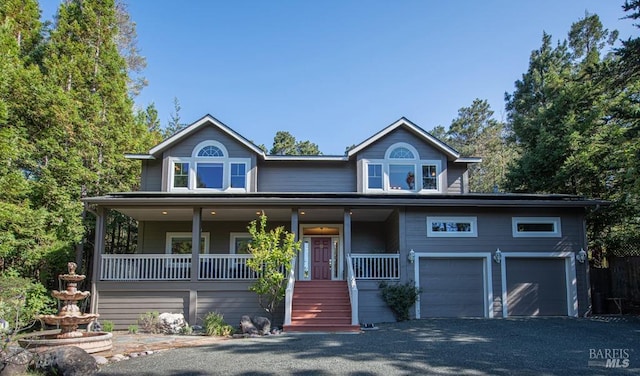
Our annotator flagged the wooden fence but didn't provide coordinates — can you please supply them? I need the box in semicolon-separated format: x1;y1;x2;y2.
590;256;640;313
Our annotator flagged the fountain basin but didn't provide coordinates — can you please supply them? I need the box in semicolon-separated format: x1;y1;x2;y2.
18;331;113;354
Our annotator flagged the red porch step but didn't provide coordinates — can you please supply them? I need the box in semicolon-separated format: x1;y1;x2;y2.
284;280;361;333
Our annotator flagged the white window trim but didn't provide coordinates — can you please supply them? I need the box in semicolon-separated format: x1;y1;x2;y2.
512;217;561;238
412;252;493;319
427;216;478;237
165;232;210;254
499;252;577;317
167;140;250;192
363;158;443;194
229;232;252;254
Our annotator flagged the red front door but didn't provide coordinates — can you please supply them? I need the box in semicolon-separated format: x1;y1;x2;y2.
311;237;332;280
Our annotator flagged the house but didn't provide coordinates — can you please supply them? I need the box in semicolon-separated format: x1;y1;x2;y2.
84;115;600;331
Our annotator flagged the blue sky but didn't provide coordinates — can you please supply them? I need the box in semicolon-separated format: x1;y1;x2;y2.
40;1;637;155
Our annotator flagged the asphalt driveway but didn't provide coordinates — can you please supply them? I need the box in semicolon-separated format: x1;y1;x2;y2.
98;316;640;376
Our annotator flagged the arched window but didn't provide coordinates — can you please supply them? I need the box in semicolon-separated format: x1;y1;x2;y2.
197;145;224;157
389;146;415;159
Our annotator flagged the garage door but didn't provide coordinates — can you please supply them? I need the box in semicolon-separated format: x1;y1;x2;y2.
419;258;486;317
505;258;567;316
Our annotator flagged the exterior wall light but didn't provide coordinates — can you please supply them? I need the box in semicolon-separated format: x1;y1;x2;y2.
493;249;502;264
408;249;415;263
577;248;587;263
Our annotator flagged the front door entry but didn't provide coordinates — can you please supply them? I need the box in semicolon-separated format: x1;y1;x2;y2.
311;237;332;280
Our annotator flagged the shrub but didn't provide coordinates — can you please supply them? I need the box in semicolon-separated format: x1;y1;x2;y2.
203;312;234;337
180;324;193;335
0;270;55;335
128;324;138;334
246;214;300;320
138;311;162;333
379;281;422;322
102;320;114;332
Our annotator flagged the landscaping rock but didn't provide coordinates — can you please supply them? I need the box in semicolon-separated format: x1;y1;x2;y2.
92;356;109;366
0;346;33;376
34;346;98;376
239;315;258;335
252;316;271;335
158;312;187;334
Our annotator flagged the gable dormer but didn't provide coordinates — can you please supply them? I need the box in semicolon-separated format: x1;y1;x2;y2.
129;115;264;193
348;118;480;194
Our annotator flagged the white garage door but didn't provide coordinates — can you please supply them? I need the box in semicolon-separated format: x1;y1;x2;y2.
419;258;486;317
505;258;567;316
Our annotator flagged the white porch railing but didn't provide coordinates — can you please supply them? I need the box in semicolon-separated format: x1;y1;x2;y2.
351;253;400;280
100;254;192;281
198;254;258;280
100;254;260;281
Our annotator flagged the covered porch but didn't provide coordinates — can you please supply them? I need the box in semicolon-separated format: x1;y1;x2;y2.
86;197;403;329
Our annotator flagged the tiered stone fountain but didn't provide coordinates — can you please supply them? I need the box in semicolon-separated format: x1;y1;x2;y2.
19;262;112;353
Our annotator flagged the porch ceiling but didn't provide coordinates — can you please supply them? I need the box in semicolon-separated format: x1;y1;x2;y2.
113;207;393;222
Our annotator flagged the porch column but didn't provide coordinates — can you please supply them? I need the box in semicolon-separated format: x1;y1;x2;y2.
291;209;299;241
90;207;107;314
343;209;352;254
191;207;202;283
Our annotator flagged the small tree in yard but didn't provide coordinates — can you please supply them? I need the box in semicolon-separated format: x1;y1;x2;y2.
246;214;300;320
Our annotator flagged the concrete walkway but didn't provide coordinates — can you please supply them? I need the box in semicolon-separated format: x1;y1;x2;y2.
98;316;640;376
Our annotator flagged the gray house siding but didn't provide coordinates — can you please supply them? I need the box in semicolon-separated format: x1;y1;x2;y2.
140;159;163;191
351;222;387;254
446;163;465;194
385;210;400;253
97;289;188;329
357;280;395;324
257;161;357;192
139;220;289;254
95;281;267;330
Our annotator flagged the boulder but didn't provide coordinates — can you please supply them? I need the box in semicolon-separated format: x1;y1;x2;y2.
239;315;258;335
158;312;187;334
33;346;98;376
0;346;33;376
252;316;271;336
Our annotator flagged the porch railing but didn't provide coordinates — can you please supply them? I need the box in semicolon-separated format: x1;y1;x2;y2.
198;254;258;280
99;254;274;281
100;254;192;281
351;253;400;280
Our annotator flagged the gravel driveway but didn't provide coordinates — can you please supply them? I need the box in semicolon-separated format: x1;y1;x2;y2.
98;316;640;376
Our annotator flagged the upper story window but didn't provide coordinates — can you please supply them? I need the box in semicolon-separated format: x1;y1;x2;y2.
168;141;250;192
364;143;442;193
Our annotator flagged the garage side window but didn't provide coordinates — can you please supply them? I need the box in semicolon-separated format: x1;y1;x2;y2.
512;217;561;237
427;216;477;237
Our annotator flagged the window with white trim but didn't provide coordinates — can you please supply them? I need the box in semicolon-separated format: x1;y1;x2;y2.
427;216;478;237
512;217;561;237
230;232;252;254
168;140;250;192
165;232;210;254
364;142;442;193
